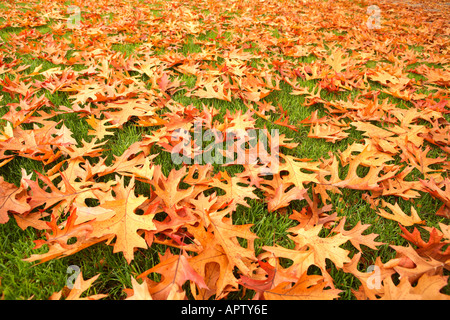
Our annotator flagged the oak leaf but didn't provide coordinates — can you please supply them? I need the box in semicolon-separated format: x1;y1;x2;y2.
49;272;107;300
399;224;450;267
376;201;424;226
89;177;156;263
331;217;383;251
124;276;153;300
384;245;445;283
264;272;341;300
137;249;208;300
0;176;30;223
288;224;351;272
207;205;258;276
187;222;241;299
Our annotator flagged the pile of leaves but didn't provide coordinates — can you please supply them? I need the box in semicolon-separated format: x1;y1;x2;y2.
0;0;449;300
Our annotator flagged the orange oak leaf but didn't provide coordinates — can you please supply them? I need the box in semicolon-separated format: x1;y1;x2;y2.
150;166;195;208
288;224;351;273
89;177;156;263
32;208;93;251
278;154;321;189
331;217;383;252
208;170;259;210
186;222;241;300
383;245;445;283
399;224;450;267
137;249;208;300
0;176;30;223
420;178;450;219
207;205;258;276
342;252;395;300
266;183;307;213
238;260;298;300
49;272;107;300
124;276;153;300
376;200;424;226
379;274;450;300
264;272;341;300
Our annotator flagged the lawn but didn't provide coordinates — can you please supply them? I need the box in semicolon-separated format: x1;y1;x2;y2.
0;0;449;300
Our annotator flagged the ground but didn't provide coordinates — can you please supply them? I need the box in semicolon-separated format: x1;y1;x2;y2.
0;0;449;300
